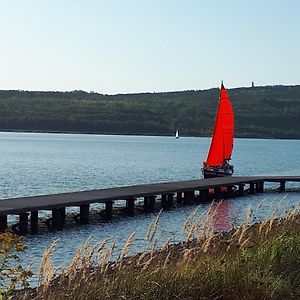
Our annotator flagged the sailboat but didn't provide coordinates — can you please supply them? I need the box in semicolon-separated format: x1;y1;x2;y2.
175;129;179;139
202;82;234;178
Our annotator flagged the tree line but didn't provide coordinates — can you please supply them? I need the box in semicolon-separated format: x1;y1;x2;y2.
0;85;299;139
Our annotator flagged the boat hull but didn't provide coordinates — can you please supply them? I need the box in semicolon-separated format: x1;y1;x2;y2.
202;165;233;179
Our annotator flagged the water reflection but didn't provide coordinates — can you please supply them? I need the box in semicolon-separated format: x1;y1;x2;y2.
212;201;232;232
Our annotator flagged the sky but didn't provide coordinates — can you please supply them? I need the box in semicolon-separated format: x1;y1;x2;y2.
0;0;299;94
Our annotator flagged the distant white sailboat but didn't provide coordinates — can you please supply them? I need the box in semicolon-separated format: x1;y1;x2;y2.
175;129;179;139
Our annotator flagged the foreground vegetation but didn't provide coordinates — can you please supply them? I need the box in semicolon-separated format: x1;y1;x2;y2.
7;203;300;300
0;84;300;138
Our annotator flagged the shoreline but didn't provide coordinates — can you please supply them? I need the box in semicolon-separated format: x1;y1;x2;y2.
13;208;300;300
0;129;299;141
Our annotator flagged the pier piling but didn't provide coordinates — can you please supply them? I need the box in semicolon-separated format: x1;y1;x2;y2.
249;183;255;194
143;197;150;211
256;182;264;193
225;186;234;198
183;191;194;205
238;184;245;196
126;197;135;215
176;192;183;204
105;201;113;220
52;208;65;229
0;215;7;232
19;213;28;234
214;187;222;200
199;189;209;202
30;211;39;232
279;181;286;192
167;193;174;207
80;204;89;224
161;194;168;209
148;196;156;211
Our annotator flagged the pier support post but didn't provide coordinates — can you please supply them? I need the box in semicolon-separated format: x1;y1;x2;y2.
126;197;135;215
52;208;65;229
183;191;194;205
214;187;222;200
80;204;90;224
238;184;244;196
30;211;39;233
148;196;156;211
161;194;168;209
279;181;286;192
105;201;113;220
256;182;264;193
143;197;150;211
249;183;255;194
225;186;234;198
176;192;183;204
167;193;174;207
19;213;28;234
199;189;209;202
0;215;7;232
60;207;66;225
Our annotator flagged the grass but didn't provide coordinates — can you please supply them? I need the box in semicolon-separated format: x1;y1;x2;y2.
12;203;300;300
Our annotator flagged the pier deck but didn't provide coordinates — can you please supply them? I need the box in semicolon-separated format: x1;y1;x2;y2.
0;176;299;233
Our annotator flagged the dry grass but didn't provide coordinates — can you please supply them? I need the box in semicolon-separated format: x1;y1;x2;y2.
12;201;300;300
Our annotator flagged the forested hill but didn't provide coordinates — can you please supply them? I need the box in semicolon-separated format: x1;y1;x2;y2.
0;85;299;139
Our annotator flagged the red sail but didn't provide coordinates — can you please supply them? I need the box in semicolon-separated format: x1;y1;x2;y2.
205;83;234;166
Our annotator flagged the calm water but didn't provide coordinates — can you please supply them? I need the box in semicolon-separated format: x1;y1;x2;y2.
0;132;299;284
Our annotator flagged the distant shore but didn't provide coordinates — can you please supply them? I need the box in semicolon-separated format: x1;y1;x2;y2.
0;85;299;140
0;129;299;141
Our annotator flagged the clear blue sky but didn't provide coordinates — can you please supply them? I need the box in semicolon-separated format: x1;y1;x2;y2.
0;0;299;94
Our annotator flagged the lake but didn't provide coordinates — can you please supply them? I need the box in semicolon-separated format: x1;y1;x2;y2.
0;132;299;284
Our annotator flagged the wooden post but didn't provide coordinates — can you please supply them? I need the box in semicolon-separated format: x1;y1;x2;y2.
0;215;8;232
279;181;286;192
161;194;168;209
143;197;150;211
126;197;135;215
105;201;113;220
80;204;90;224
30;211;39;233
183;191;194;205
225;186;234;198
19;213;28;234
148;196;156;211
238;184;244;196
255;183;260;193
176;192;183;204
214;187;222;200
60;207;66;225
257;182;264;193
249;183;255;194
167;193;174;207
199;189;209;202
52;208;64;228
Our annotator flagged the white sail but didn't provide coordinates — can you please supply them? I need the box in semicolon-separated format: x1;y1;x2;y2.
175;130;179;139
